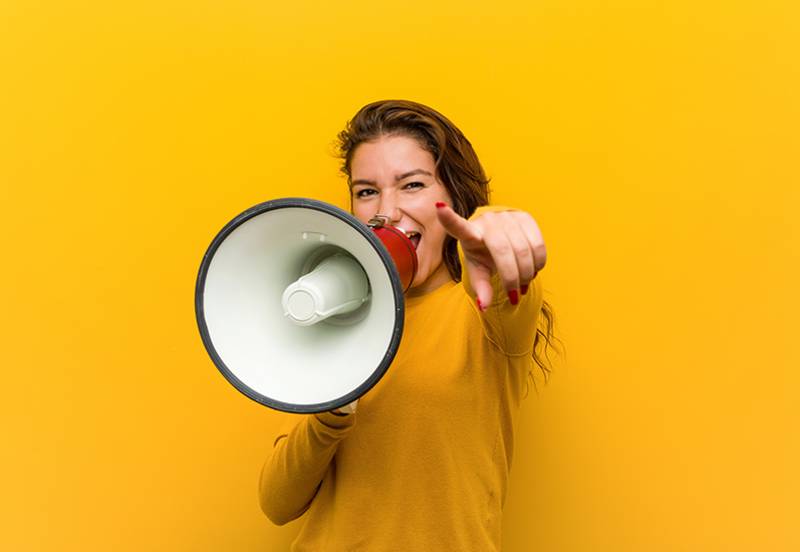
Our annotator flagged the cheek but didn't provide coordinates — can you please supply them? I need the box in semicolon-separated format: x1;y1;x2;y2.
351;203;371;225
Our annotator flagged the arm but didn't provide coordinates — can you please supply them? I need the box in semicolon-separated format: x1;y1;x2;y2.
258;410;356;525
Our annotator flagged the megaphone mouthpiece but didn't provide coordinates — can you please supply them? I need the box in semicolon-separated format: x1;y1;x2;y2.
282;253;370;326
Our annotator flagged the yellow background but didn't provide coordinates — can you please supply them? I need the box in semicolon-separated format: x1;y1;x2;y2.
2;1;798;550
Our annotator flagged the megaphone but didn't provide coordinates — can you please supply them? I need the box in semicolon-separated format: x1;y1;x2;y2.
195;198;418;413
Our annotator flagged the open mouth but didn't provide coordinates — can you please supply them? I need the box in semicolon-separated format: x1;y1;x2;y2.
406;231;421;250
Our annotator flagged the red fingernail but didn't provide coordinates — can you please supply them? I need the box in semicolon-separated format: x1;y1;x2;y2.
508;289;519;305
476;298;484;311
435;202;446;208
521;284;529;295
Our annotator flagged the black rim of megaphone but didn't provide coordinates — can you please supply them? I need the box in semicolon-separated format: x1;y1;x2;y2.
195;197;405;414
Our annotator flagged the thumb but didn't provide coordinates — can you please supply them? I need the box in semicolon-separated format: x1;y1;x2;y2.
465;259;494;312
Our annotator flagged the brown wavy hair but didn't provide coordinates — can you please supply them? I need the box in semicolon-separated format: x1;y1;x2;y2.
336;99;561;381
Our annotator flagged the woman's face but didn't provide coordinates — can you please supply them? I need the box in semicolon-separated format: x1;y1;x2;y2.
350;134;454;295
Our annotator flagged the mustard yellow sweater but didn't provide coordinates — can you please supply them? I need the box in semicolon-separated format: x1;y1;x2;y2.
259;213;544;551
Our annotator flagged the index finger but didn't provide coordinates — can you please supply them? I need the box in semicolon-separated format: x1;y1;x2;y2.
435;202;482;245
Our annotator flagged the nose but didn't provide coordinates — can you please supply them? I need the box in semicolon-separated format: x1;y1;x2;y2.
376;193;402;225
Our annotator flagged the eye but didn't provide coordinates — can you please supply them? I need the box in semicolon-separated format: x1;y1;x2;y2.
354;188;377;199
403;181;425;190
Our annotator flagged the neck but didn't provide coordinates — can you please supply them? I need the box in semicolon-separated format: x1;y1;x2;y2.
405;263;453;298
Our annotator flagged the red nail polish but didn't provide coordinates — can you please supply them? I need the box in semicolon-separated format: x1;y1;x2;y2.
521;284;529;295
476;298;484;311
508;290;519;305
435;202;446;208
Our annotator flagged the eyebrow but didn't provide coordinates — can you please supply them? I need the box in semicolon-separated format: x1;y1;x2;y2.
350;169;433;187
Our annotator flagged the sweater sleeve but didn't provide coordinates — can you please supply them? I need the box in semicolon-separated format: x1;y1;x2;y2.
457;205;545;356
258;411;356;526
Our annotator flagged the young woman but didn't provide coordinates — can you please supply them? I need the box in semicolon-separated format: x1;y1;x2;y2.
259;100;556;551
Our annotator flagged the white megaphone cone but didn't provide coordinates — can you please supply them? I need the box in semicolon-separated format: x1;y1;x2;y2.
195;198;417;413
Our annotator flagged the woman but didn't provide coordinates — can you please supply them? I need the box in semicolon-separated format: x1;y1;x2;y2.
259;100;557;551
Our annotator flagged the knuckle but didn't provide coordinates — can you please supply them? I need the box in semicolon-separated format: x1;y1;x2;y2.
493;243;511;257
533;244;548;266
502;276;518;290
513;244;532;259
519;211;535;223
521;266;536;281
